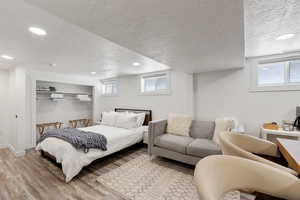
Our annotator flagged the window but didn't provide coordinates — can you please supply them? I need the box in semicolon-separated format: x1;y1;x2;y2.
140;72;170;95
257;62;285;85
254;58;300;91
289;60;300;83
101;80;117;96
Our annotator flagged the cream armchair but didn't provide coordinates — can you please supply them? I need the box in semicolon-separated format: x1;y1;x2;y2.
219;131;298;176
194;155;300;200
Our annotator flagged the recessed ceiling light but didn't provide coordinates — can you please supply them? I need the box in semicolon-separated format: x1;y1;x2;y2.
49;63;57;67
1;54;14;60
132;62;141;66
29;26;47;36
91;72;97;75
276;34;295;40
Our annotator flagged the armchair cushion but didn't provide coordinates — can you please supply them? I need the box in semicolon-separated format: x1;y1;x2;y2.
213;118;235;145
154;134;194;154
187;138;221;157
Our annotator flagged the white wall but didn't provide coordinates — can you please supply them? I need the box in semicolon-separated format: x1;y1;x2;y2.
36;81;93;127
6;67;32;155
195;56;300;136
0;70;10;147
97;71;194;120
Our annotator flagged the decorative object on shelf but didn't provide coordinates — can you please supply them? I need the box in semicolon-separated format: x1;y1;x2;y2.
76;94;91;102
36;86;50;92
282;120;294;131
36;122;64;136
263;122;279;130
49;86;56;92
50;93;64;101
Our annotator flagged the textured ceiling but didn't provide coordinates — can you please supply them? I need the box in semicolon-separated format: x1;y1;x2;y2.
245;0;300;57
0;0;169;78
25;0;245;72
1;0;298;77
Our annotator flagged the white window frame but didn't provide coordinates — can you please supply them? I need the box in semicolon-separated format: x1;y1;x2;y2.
139;71;171;95
101;79;118;96
250;56;300;92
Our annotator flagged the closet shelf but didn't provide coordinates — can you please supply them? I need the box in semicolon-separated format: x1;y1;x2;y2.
36;90;92;96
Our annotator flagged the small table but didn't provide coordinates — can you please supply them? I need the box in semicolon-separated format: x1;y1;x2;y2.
277;138;300;175
261;128;300;141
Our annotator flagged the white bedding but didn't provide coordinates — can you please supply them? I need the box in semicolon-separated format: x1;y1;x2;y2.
36;125;147;182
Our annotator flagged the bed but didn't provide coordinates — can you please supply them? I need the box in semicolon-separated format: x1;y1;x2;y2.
36;108;152;182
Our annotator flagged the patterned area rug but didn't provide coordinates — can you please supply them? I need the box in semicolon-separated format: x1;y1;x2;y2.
97;154;241;200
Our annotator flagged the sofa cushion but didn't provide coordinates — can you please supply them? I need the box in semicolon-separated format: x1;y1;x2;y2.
167;113;192;137
190;120;215;139
187;138;221;157
154;134;194;154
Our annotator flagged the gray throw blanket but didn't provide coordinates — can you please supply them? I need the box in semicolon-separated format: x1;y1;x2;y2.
38;128;107;153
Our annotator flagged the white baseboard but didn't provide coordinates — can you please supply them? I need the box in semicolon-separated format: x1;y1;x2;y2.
8;144;26;157
0;144;8;149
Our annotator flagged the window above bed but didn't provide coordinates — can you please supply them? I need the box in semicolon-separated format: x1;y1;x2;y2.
140;71;171;95
101;80;118;96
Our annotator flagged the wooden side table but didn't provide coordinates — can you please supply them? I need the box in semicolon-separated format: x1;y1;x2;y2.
261;127;300;142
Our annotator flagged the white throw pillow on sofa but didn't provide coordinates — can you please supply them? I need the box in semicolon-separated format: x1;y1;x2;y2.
213;118;235;145
167;113;192;137
115;113;139;129
101;111;117;126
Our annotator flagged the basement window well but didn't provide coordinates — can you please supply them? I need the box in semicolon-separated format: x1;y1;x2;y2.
140;71;170;95
101;80;118;96
252;58;300;91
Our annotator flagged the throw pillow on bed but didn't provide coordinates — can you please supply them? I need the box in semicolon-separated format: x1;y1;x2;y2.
115;113;139;129
127;112;146;127
167;113;192;137
101;111;116;126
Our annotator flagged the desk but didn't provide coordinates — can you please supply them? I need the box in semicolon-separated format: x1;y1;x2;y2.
261;128;300;141
277;138;300;175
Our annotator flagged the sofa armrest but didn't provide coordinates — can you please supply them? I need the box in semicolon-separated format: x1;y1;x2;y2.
148;120;167;155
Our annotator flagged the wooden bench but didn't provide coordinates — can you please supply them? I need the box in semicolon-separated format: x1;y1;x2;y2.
69;119;91;128
36;122;63;136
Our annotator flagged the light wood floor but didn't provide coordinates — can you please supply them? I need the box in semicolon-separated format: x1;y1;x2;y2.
0;144;147;200
0;145;282;200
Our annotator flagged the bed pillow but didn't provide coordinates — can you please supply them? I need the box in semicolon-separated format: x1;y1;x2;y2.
136;113;146;127
212;118;235;145
115;113;139;129
127;112;146;127
167;113;192;137
101;111;116;126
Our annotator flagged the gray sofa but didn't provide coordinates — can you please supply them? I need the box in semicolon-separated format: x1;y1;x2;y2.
148;119;221;165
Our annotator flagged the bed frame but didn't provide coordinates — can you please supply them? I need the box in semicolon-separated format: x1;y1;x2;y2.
40;108;152;161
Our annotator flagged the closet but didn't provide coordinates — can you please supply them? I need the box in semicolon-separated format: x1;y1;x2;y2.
36;81;93;140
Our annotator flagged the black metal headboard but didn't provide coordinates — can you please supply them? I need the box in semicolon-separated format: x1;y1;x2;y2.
114;108;152;126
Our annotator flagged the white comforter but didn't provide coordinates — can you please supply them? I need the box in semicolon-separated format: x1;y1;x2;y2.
36;125;146;182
